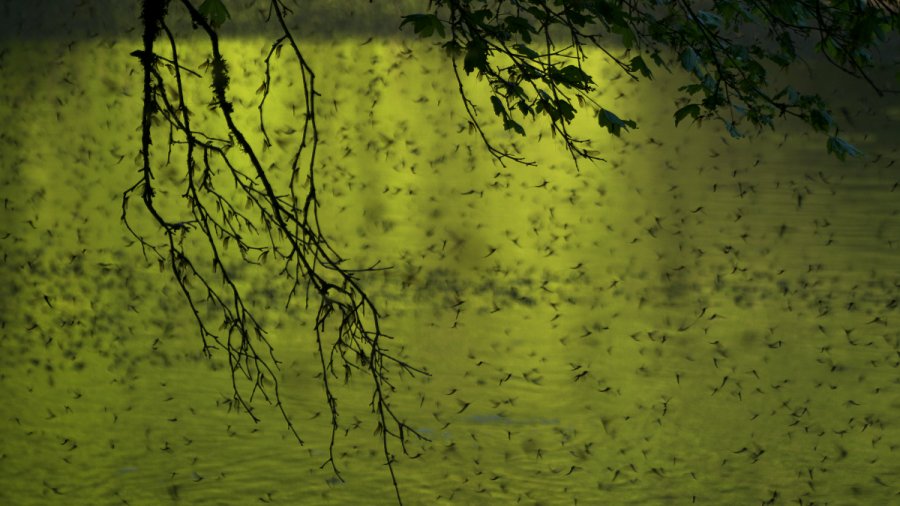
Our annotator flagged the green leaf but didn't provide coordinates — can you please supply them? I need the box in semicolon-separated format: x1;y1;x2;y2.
809;108;833;133
518;63;541;80
503;118;526;135
598;109;637;136
524;5;549;24
826;136;861;161
697;10;723;30
700;74;716;93
680;47;701;74
557;99;576;122
775;85;800;106
503;81;525;99
470;8;493;25
775;32;797;66
490;95;506;116
673;104;701;126
513;43;540;60
442;40;463;58
199;0;231;29
649;51;669;71
515;100;532;116
463;39;488;74
612;24;636;50
629;55;653;79
399;14;445;38
555;65;593;89
504;15;534;43
724;121;741;139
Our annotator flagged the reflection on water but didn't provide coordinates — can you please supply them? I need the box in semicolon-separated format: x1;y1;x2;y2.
1;6;898;506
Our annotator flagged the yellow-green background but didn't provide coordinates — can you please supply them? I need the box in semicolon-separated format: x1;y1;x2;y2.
1;1;898;505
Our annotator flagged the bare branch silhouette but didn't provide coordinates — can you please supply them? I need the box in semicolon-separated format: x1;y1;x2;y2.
124;1;429;503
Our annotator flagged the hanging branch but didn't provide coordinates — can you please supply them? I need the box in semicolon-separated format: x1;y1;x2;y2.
124;1;428;503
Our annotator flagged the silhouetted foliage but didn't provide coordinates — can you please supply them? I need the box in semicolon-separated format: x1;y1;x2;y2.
403;0;899;164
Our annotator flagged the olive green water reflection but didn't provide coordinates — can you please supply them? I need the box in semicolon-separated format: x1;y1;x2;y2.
1;27;899;506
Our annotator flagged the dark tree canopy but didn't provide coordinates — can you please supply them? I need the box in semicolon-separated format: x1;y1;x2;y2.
130;1;898;504
402;0;899;164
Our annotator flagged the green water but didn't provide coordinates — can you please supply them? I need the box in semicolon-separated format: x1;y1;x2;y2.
1;7;898;506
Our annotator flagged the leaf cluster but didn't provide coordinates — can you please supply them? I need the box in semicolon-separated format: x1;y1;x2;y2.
401;0;899;164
